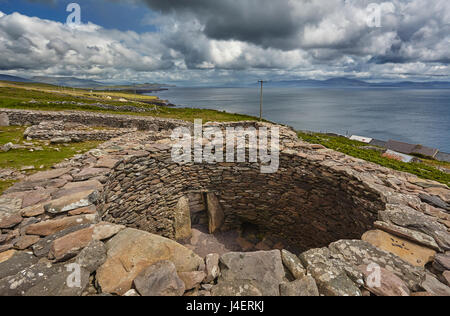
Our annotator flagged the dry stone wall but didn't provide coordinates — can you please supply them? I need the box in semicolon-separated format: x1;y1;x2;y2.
0;109;449;296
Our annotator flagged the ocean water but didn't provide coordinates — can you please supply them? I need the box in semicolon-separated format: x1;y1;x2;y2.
152;87;450;152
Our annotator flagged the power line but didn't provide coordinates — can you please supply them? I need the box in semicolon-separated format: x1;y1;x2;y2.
257;80;266;121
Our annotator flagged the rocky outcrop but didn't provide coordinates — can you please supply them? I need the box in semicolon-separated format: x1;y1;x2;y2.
0;111;449;296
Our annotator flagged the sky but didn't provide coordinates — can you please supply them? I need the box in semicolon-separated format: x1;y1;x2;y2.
0;0;449;85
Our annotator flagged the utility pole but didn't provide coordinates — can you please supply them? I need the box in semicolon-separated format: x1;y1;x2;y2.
258;80;266;121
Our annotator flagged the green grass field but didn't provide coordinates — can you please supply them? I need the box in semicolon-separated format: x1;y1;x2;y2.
0;80;447;191
297;131;450;186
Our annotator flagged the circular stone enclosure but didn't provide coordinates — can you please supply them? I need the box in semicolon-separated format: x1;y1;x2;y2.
100;148;386;252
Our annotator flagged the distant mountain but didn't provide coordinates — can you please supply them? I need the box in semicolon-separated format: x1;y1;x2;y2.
0;74;33;83
266;78;450;89
31;76;105;88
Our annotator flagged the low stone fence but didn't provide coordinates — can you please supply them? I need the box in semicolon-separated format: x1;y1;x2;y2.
0;108;190;131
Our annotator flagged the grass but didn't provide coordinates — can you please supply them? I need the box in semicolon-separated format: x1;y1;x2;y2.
297;131;450;186
0;80;447;187
0;82;261;123
0;126;101;194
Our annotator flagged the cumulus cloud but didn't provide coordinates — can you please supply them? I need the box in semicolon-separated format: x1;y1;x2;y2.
1;0;449;83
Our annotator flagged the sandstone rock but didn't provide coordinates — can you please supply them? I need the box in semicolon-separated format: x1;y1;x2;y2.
0;262;66;296
92;222;125;241
26;168;71;182
96;228;204;295
73;168;109;181
62;179;102;191
419;193;449;211
68;205;97;216
425;187;450;203
32;224;91;257
329;240;425;291
279;276;320;296
379;206;450;251
25;268;90;296
206;193;224;234
95;157;119;169
359;265;410;296
44;190;99;215
14;235;40;250
421;273;450;296
21;189;53;209
75;241;107;273
134;260;186;296
443;271;450;286
25;214;96;237
433;253;450;272
0;197;22;220
178;271;206;291
374;221;441;251
0;251;38;280
300;247;362;297
0;249;16;264
217;250;285;296
49;222;124;261
0;113;10;126
205;253;220;283
0;213;23;229
281;249;306;279
174;196;192;240
21;204;45;217
49;226;96;261
211;280;262;296
362;230;436;267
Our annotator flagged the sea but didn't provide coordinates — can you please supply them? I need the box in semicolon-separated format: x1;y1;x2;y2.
151;87;450;152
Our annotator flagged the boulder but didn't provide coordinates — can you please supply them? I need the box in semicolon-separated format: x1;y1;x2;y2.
329;240;425;291
75;241;107;274
32;224;91;257
379;206;450;251
217;250;285;296
178;271;206;290
25;214;96;237
96;228;204;295
433;253;450;272
0;251;38;280
133;260;186;296
359;265;410;296
26;168;71;182
211;280;262;296
14;235;40;250
205;253;220;283
49;222;124;261
174;196;192;240
44;190;99;215
281;249;306;279
21;204;45;217
300;247;362;297
419;193;449;211
0;214;23;229
362;230;436;267
0;197;22;220
279;276;319;296
0;249;16;264
206;193;224;234
421;273;450;296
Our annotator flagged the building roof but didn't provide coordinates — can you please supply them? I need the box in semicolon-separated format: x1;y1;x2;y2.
385;140;439;158
350;135;373;144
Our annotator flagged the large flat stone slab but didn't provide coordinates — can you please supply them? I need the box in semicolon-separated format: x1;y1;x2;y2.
216;250;285;296
96;228;204;295
25;214;97;237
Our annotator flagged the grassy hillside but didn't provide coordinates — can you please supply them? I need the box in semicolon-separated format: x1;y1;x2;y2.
297;131;450;186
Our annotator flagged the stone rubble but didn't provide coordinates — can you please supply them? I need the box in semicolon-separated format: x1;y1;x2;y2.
0;109;449;296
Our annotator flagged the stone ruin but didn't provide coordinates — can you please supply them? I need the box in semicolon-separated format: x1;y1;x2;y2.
0;108;449;296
